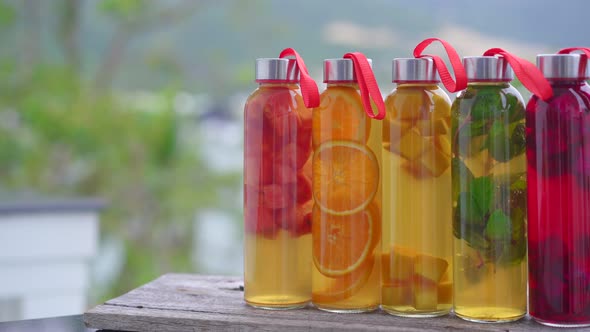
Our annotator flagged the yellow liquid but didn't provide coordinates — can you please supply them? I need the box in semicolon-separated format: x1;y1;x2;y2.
381;85;453;317
453;241;527;322
452;152;528;322
311;85;381;312
244;230;311;309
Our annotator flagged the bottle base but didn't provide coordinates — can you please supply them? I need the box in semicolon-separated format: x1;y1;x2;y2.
246;301;308;310
532;317;590;328
455;309;525;323
314;304;379;314
382;306;450;318
245;295;309;310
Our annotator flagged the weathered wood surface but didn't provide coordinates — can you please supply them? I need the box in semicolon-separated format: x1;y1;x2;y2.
84;274;588;331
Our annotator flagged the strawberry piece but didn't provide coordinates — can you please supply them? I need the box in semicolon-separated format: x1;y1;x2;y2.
262;184;294;209
296;102;313;166
272;206;297;232
263;90;299;146
244;153;274;186
296;172;312;204
244;186;277;238
271;157;297;185
291;200;313;237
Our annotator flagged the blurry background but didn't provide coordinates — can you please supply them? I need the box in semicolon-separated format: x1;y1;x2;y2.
0;0;587;321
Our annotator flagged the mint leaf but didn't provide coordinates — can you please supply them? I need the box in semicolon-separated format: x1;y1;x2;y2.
471;88;502;121
504;92;525;122
452;158;474;199
510;122;526;158
455;192;485;227
488;119;509;162
485;210;511;240
469;177;494;219
510;178;526;191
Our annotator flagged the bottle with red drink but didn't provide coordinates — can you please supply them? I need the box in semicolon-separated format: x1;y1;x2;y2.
243;55;318;309
527;52;590;327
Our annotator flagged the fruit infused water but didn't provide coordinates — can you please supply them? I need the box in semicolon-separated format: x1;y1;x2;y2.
311;56;384;312
244;55;318;309
382;58;453;317
527;52;590;327
451;56;527;322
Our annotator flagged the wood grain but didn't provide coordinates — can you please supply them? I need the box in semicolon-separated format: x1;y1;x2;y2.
84;274;586;331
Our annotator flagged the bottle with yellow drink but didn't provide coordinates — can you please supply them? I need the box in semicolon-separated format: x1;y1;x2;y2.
381;58;453;317
311;56;384;313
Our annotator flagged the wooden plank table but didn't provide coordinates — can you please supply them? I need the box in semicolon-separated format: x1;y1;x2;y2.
84;274;588;331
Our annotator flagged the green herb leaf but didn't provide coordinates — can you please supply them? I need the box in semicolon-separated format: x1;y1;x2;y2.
471;89;502;121
487;119;510;162
510;122;526;157
469;177;494;219
452;158;474;199
504;92;525;122
485;210;512;240
510;178;526;191
455;192;485;227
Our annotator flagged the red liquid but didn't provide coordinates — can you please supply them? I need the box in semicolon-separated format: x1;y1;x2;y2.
526;82;590;326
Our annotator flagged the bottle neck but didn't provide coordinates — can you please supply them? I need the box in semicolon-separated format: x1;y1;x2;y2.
467;81;511;88
258;82;298;88
395;82;440;89
326;82;359;88
547;79;587;87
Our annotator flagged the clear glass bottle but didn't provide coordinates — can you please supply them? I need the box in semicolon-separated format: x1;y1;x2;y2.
311;58;382;312
243;58;313;309
451;56;527;322
527;54;590;327
381;58;453;317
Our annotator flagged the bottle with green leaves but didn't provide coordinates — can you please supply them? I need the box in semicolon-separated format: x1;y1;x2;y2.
451;56;527;323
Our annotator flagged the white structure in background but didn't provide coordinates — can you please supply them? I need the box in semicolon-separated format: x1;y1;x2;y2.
0;197;103;322
193;209;242;275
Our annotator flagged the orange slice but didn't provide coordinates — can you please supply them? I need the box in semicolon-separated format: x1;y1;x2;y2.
312;202;380;277
312;254;375;303
312;87;370;148
312;140;379;215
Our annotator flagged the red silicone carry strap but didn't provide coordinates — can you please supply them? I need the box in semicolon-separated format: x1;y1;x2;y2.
413;38;467;92
557;47;590;78
483;48;553;101
558;47;590;57
279;48;320;108
343;52;386;120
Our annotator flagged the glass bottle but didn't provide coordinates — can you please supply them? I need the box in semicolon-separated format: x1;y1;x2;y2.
527;54;590;327
311;58;382;312
451;56;527;322
243;58;313;309
381;58;453;317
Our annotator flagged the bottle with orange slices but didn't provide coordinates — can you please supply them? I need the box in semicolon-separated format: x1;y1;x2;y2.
311;56;384;313
243;55;318;309
381;58;453;317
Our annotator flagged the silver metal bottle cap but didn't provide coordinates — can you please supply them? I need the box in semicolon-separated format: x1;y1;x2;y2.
392;58;439;83
464;56;514;81
323;58;372;83
255;58;299;82
537;54;589;80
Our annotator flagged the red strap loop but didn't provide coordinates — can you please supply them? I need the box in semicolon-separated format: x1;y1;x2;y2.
279;48;320;108
557;47;590;79
413;38;467;93
557;47;590;57
483;48;553;101
343;52;386;120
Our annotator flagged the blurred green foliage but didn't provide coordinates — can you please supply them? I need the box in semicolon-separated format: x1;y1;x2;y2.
0;0;241;301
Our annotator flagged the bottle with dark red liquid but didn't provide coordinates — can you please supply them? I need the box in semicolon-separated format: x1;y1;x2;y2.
527;53;590;327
